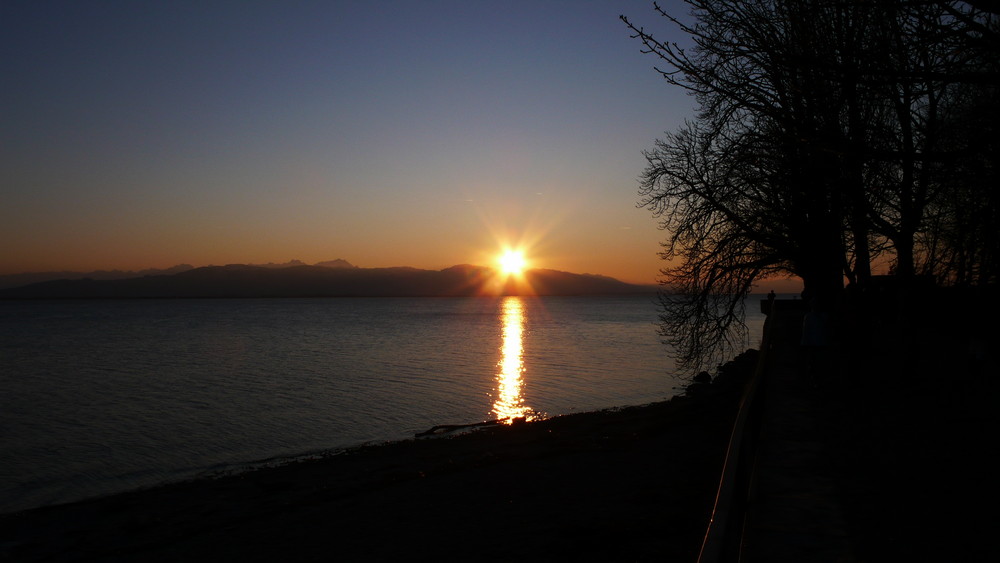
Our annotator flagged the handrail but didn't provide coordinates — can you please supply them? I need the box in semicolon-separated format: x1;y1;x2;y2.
696;302;776;563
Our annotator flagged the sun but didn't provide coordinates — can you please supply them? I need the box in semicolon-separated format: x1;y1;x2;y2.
498;249;527;276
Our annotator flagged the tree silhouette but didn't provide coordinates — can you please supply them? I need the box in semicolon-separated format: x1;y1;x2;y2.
623;0;998;370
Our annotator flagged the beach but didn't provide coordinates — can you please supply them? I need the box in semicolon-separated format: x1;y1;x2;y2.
0;352;755;562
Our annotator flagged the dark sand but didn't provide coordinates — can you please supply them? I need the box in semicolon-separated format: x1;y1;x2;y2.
0;353;756;562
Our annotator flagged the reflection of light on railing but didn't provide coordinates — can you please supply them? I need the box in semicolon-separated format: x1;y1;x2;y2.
492;296;534;422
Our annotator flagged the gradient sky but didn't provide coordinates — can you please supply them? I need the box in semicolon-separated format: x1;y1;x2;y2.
1;1;696;284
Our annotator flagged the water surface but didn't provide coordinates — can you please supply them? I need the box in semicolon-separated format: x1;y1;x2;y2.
3;295;754;513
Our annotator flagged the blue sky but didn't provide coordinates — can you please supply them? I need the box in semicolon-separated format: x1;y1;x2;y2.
1;0;695;283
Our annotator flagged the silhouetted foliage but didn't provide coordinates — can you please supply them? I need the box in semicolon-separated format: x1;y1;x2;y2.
623;1;998;370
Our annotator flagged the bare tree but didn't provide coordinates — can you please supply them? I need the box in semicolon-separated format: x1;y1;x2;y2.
916;5;1000;285
623;0;997;370
623;1;857;370
639;121;790;368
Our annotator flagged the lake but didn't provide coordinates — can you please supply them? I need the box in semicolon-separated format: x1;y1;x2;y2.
0;295;767;514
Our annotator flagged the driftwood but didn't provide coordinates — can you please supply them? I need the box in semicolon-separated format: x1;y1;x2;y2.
414;420;504;438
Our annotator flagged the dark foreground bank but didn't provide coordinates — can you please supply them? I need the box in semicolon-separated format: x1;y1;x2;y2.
0;351;757;562
740;289;1000;562
811;288;1000;562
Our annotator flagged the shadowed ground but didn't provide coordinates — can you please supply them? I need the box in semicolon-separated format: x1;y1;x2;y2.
744;298;998;562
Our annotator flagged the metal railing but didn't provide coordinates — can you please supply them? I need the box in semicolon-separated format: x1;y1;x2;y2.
696;301;777;563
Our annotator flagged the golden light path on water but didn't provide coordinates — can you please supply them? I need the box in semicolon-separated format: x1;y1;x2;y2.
492;296;536;422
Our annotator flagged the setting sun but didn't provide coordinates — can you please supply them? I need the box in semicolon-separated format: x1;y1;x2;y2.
498;250;527;276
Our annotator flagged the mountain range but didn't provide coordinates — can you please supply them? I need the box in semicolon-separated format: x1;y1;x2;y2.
0;259;357;291
0;261;655;299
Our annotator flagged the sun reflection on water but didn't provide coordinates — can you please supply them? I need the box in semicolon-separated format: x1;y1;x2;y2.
492;296;538;423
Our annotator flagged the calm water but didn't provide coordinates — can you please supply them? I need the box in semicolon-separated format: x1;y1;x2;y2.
0;295;766;514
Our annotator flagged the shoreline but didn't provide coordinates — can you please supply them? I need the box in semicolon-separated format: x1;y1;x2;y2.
1;351;757;562
0;393;689;518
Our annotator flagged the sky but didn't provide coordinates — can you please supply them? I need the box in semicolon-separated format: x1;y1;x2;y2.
1;0;697;284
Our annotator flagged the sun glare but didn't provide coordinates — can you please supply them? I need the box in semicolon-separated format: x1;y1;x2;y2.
498;250;526;276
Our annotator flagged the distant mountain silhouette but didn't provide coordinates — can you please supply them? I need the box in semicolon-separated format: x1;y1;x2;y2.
246;259;358;269
0;259;360;290
0;263;654;299
249;259;310;268
0;264;195;290
314;259;357;269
